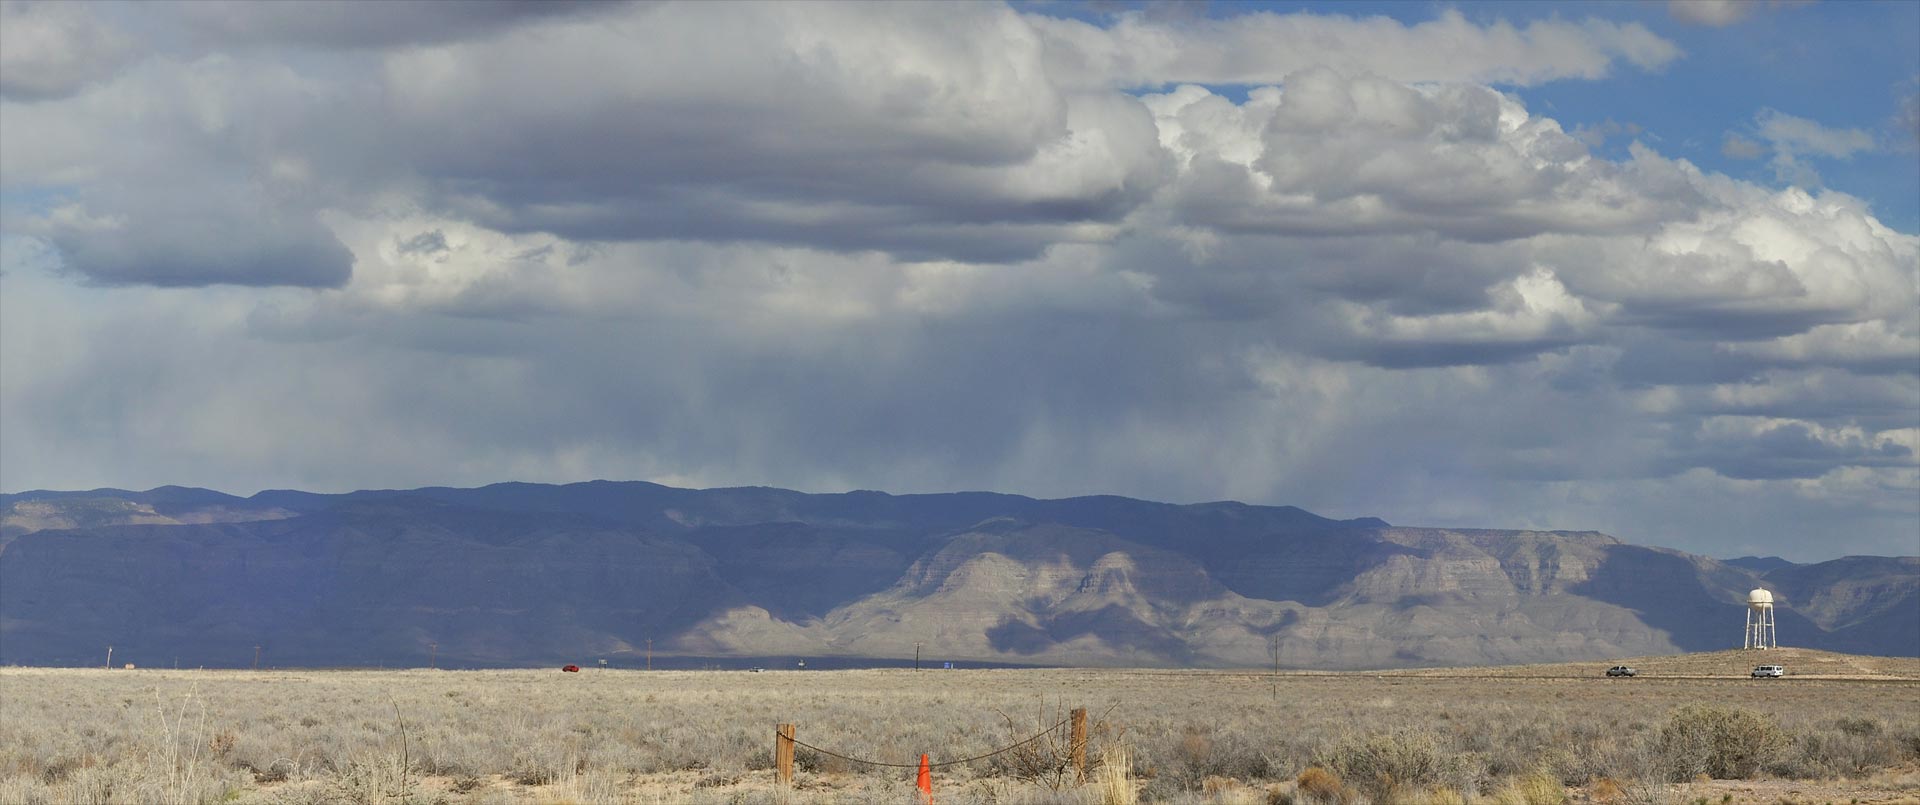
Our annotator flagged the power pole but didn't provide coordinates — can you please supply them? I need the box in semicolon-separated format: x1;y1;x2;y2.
253;645;262;670
105;645;113;670
428;642;438;669
645;639;652;671
914;642;923;671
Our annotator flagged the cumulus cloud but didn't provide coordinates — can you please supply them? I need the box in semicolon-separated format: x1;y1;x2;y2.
0;2;1913;560
1;52;369;286
1144;75;1700;245
1030;9;1680;88
0;0;134;101
1543;185;1918;338
369;2;1167;262
1325;269;1602;368
1726;321;1920;375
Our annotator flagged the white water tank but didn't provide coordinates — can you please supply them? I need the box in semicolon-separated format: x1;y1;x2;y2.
1747;588;1774;609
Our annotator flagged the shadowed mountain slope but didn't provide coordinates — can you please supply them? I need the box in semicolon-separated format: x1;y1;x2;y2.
1;483;1912;668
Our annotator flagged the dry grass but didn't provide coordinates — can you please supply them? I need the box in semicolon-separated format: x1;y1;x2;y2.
0;658;1915;804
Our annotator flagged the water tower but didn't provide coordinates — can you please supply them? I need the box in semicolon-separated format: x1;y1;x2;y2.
1744;588;1777;650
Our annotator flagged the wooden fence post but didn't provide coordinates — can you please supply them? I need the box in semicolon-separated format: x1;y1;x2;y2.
1070;707;1087;782
776;723;795;786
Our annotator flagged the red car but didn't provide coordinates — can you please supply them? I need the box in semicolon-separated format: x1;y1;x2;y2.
562;664;580;672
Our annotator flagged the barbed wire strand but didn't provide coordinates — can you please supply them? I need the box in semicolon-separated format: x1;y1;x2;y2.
781;715;1079;769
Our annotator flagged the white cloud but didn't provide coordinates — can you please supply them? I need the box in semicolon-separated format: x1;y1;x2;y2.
1727;109;1883;188
1143;76;1699;245
1726;320;1920;373
1758;109;1877;159
1029;9;1680;89
0;0;134;101
1541;184;1918;336
1340;269;1599;348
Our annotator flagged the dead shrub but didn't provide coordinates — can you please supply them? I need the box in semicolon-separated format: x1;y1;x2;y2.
1489;772;1567;805
1311;731;1474;802
1292;766;1348;805
1656;705;1787;781
1777;728;1901;779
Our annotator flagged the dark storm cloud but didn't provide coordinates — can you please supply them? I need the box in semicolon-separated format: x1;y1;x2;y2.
373;5;1170;262
1669;420;1913;481
43;205;352;289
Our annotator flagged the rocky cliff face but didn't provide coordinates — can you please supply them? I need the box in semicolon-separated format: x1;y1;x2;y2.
1;482;1913;668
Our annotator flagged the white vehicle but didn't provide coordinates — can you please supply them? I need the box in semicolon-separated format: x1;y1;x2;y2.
1751;665;1785;678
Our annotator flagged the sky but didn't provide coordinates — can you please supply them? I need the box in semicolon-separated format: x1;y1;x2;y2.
0;0;1916;562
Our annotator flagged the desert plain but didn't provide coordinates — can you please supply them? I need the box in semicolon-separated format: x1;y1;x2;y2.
2;647;1917;805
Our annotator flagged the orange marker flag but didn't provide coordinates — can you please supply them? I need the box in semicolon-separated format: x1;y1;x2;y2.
916;753;932;803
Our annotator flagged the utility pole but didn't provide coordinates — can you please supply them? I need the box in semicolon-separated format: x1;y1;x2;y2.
105;645;113;670
914;642;923;671
1266;633;1282;700
428;642;438;669
253;645;262;670
646;639;652;671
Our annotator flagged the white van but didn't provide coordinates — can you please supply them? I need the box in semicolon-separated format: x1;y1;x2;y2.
1751;665;1785;678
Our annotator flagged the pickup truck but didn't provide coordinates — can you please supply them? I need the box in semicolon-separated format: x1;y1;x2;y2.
1605;666;1637;677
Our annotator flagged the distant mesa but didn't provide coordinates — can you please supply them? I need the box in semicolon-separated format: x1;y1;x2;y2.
1;482;1914;669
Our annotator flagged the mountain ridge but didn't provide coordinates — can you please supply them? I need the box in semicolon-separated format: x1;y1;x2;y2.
2;481;1913;669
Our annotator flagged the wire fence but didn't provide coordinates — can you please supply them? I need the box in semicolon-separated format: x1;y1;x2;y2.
777;714;1078;770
